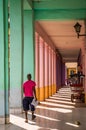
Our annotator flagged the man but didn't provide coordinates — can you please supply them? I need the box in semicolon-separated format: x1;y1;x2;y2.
22;73;37;123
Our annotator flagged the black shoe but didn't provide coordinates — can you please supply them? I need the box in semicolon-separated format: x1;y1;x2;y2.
32;115;36;120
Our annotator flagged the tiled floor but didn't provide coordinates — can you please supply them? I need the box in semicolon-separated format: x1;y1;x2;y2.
1;86;86;130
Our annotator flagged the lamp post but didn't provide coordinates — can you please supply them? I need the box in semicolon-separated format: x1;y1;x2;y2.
74;22;86;38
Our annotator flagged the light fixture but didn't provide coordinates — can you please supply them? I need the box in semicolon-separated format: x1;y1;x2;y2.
74;22;86;38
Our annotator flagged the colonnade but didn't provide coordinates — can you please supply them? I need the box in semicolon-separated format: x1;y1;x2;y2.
1;0;86;125
35;32;56;101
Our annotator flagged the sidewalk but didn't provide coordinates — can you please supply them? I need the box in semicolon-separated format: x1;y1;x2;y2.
0;86;86;130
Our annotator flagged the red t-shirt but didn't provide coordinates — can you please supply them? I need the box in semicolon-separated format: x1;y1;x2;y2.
23;80;36;97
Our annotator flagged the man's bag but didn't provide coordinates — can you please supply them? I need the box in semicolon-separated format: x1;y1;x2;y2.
31;98;38;107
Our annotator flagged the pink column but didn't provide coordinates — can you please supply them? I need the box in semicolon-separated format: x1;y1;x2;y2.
39;37;45;101
54;51;56;93
49;47;52;96
45;42;49;98
52;50;54;95
35;32;40;100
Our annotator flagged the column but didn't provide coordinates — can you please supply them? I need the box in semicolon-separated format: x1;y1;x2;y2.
52;50;54;95
82;54;85;90
45;43;49;99
35;32;40;100
56;54;61;90
0;0;9;124
10;0;23;113
23;10;35;81
84;53;86;103
54;52;56;93
49;47;52;96
39;37;45;101
62;62;65;86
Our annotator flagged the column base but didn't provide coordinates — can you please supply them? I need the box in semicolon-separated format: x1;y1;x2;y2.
10;107;22;114
0;116;10;124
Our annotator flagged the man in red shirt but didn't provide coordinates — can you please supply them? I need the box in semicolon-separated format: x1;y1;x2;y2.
22;73;37;123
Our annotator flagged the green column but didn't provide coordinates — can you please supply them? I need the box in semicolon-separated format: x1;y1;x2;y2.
0;0;9;124
23;10;35;81
10;0;23;112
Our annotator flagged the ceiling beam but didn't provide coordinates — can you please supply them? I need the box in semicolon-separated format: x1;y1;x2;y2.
35;9;86;20
33;0;86;20
33;0;86;10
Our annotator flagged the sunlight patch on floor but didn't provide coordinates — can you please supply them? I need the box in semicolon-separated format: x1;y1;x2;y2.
10;114;59;130
66;122;79;128
50;96;71;101
37;105;72;113
40;101;75;108
45;98;75;105
28;111;60;121
10;114;39;130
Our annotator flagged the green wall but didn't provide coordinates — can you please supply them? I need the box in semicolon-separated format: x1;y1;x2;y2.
0;0;6;116
0;0;9;123
10;0;23;108
23;10;35;81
